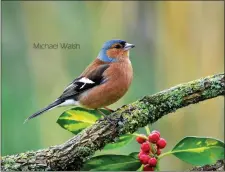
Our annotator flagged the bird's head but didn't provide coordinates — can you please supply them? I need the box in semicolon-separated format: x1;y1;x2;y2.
98;39;135;62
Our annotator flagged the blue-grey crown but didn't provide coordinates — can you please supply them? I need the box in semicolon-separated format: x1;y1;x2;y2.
101;39;126;49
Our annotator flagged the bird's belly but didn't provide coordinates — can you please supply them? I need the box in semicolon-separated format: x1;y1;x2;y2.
78;82;130;109
79;61;133;109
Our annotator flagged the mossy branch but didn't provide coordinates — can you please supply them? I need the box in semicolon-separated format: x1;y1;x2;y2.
190;160;224;171
1;73;224;171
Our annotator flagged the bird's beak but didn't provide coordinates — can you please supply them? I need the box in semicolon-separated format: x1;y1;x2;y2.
124;43;135;51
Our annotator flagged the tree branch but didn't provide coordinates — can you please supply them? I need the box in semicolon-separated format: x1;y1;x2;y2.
1;73;224;171
190;160;224;171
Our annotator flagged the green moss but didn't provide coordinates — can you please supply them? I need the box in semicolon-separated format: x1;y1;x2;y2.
19;153;27;159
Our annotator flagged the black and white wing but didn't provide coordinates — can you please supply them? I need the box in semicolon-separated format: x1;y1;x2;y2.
59;64;110;100
24;64;110;122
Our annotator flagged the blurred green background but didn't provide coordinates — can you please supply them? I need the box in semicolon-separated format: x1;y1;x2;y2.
2;1;224;171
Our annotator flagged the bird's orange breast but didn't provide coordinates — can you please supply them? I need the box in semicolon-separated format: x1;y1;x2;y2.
79;59;133;109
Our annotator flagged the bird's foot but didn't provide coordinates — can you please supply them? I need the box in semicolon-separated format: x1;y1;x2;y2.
97;109;116;126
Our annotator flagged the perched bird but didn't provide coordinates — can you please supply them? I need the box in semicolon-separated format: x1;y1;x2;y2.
25;39;135;122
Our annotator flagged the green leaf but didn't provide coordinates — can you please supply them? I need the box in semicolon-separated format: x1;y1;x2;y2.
129;152;139;159
56;107;111;134
82;154;142;171
171;136;224;166
103;134;134;150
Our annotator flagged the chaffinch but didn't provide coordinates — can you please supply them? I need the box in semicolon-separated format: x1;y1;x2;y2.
25;39;135;122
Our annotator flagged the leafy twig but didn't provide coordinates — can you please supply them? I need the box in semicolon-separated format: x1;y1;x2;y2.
1;73;224;171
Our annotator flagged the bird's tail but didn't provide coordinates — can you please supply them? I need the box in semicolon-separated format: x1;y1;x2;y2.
24;99;63;123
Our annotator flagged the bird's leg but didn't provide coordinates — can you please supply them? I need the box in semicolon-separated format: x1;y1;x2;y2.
97;109;115;125
104;106;114;112
97;108;110;119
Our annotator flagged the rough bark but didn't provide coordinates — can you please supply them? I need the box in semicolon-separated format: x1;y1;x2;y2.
190;160;224;171
1;73;224;171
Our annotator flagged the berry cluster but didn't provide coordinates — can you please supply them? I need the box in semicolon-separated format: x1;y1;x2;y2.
136;130;167;171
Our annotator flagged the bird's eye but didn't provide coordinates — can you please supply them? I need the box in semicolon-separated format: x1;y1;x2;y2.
114;44;121;49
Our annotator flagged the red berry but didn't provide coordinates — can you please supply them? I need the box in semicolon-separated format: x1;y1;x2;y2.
148;133;160;143
139;154;150;164
143;164;154;171
138;152;142;158
151;130;160;137
148;157;157;167
156;148;161;155
136;135;146;144
141;141;151;153
157;138;167;149
138;150;148;158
